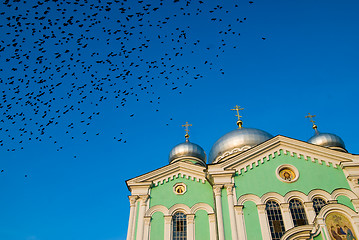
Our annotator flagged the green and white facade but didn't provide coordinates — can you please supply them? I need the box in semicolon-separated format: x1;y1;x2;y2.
126;124;359;240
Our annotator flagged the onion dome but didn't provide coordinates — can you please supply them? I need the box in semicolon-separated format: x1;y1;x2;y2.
169;122;206;166
169;141;206;166
308;133;347;152
209;127;273;163
305;113;347;152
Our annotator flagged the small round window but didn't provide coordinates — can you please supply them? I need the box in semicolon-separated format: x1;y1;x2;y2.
276;164;299;183
173;183;187;195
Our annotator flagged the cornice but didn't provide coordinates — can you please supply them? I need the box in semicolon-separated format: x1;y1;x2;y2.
215;135;356;174
126;161;207;187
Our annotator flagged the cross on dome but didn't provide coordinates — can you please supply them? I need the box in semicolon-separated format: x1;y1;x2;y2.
231;105;244;129
182;121;192;142
305;113;318;134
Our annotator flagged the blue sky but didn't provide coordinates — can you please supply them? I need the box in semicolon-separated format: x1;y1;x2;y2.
0;0;359;239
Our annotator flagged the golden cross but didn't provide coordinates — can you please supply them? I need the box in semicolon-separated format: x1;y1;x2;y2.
305;113;318;133
231;105;244;121
305;113;316;124
182;121;192;141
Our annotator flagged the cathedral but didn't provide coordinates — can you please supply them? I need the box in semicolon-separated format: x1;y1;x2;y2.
125;107;359;240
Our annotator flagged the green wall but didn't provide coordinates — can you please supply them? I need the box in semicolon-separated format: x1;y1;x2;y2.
149;175;214;209
243;201;262;240
234;150;350;197
337;195;355;211
195;210;210;240
150;211;164;240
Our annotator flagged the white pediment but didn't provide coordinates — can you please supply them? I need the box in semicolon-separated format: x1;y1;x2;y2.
126;161;207;188
211;135;359;174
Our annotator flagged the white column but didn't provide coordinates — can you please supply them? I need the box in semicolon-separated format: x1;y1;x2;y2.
280;203;294;230
143;216;151;240
225;184;238;239
136;195;149;240
126;195;138;240
257;204;271;240
164;215;172;240
213;185;225;240
304;202;316;224
234;205;246;240
208;213;218;240
187;214;195;240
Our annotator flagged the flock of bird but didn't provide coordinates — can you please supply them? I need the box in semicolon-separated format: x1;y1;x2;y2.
0;0;259;155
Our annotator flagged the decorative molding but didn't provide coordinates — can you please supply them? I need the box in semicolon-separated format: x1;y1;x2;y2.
331;188;358;200
126;161;207;188
209;135;356;176
280;224;314;240
190;203;215;214
213;185;223;196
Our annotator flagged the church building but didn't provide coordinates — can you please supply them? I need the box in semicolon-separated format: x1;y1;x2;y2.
125;107;359;240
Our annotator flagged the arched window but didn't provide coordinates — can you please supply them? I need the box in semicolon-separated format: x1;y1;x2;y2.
289;199;308;227
312;197;327;215
172;212;187;240
266;201;285;240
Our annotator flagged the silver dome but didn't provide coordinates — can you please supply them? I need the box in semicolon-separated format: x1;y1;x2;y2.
209;128;273;163
308;133;347;152
169;141;206;166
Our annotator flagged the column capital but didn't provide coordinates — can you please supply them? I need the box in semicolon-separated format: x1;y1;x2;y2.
213;185;223;196
234;205;244;214
164;215;172;224
280;202;290;211
139;195;149;206
304;201;314;208
128;195;138;206
208;213;216;223
224;184;234;195
144;216;152;225
257;204;267;214
328;200;338;204
187;214;195;224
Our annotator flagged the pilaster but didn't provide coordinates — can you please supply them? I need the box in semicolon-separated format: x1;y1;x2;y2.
126;195;138;240
304;202;316;224
136;195;149;240
164;215;172;240
187;214;195;240
225;184;238;240
257;204;271;240
234;205;246;240
213;185;225;240
280;203;294;230
208;213;218;240
143;216;151;240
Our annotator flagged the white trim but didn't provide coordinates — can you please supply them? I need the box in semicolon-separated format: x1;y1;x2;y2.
168;204;191;215
190;203;215;214
261;192;285;204
331;188;358;200
307;189;332;201
284;191;308;203
237;194;262;205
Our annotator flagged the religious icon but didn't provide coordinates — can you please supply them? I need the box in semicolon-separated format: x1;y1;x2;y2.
326;212;357;240
174;184;186;195
279;168;295;182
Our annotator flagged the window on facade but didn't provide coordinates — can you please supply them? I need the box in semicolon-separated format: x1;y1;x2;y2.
289;199;308;227
313;197;327;215
172;212;187;240
266;201;285;240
